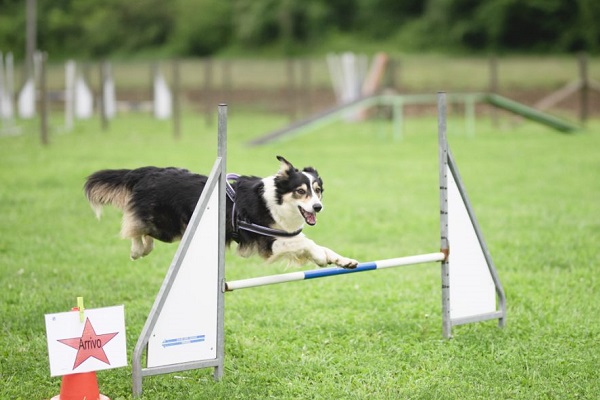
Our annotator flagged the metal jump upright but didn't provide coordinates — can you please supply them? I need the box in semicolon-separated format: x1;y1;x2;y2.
132;105;227;397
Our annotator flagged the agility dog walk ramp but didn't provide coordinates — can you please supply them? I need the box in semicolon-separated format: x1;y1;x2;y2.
483;93;579;133
132;94;506;396
247;94;382;146
248;92;579;146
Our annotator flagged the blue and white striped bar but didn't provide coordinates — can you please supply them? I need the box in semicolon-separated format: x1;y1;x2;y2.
225;252;446;291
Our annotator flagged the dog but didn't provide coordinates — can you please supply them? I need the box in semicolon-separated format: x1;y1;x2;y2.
84;156;358;269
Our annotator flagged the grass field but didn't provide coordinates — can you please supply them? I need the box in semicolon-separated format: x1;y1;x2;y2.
1;109;599;399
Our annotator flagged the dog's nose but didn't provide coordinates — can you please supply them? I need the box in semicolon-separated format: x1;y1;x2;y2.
313;203;322;212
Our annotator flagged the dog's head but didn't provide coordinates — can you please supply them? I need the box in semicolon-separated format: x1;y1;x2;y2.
270;155;324;227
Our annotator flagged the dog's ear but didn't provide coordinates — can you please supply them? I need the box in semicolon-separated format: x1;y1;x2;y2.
276;155;295;177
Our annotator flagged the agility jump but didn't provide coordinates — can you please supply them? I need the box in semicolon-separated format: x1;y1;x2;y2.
132;93;506;397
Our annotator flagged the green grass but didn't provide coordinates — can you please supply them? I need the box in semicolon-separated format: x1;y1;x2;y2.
1;110;599;399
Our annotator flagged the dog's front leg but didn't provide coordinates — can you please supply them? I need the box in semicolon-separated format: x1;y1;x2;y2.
270;235;358;269
320;246;359;269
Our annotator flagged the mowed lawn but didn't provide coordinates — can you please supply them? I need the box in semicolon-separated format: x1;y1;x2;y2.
0;109;599;399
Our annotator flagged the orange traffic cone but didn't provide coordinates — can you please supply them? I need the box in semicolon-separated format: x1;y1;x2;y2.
51;371;110;400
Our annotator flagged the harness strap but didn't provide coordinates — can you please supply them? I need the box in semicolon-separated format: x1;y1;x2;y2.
226;173;302;239
238;221;303;238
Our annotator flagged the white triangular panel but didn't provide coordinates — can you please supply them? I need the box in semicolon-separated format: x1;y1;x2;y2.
153;72;172;119
103;71;116;119
147;187;220;367
64;61;76;130
0;52;15;119
18;78;35;119
447;165;496;320
74;74;93;119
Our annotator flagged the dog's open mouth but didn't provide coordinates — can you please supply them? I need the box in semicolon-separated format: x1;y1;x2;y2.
298;206;317;226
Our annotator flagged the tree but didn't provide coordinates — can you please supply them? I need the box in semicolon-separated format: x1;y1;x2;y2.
0;0;598;58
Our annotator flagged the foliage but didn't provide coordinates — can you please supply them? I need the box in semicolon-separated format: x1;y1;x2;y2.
0;0;600;57
1;0;599;59
1;0;175;59
170;0;232;56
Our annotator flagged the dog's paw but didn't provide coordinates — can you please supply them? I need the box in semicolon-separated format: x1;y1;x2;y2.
130;236;153;260
335;256;359;269
130;249;146;260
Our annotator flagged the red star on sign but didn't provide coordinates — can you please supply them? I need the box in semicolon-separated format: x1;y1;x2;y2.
57;317;119;370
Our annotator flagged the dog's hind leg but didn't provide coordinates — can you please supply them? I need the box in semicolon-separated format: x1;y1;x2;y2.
141;235;154;257
129;235;155;260
120;210;154;260
130;237;145;260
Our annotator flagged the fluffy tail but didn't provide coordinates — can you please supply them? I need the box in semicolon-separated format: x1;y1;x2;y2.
84;169;136;219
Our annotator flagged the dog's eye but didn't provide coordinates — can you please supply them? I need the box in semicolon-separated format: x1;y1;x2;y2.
296;188;306;195
314;187;322;195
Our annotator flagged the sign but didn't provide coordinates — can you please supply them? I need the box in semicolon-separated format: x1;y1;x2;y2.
45;305;127;377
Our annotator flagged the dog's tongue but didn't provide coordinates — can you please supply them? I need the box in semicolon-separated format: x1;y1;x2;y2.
299;207;317;225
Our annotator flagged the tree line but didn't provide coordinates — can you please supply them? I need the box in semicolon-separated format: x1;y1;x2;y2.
1;0;598;60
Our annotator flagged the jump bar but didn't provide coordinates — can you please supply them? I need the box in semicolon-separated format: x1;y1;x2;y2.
225;252;446;291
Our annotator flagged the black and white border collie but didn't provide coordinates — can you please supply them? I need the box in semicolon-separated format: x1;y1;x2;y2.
84;156;358;269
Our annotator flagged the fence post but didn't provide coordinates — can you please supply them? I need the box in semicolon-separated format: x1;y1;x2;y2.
99;61;108;131
286;58;296;121
172;59;181;139
40;52;48;146
489;55;498;126
148;61;159;117
204;58;213;126
300;58;311;117
222;59;232;104
578;52;588;124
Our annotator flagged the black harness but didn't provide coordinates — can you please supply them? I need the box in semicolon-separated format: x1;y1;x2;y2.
226;174;303;240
